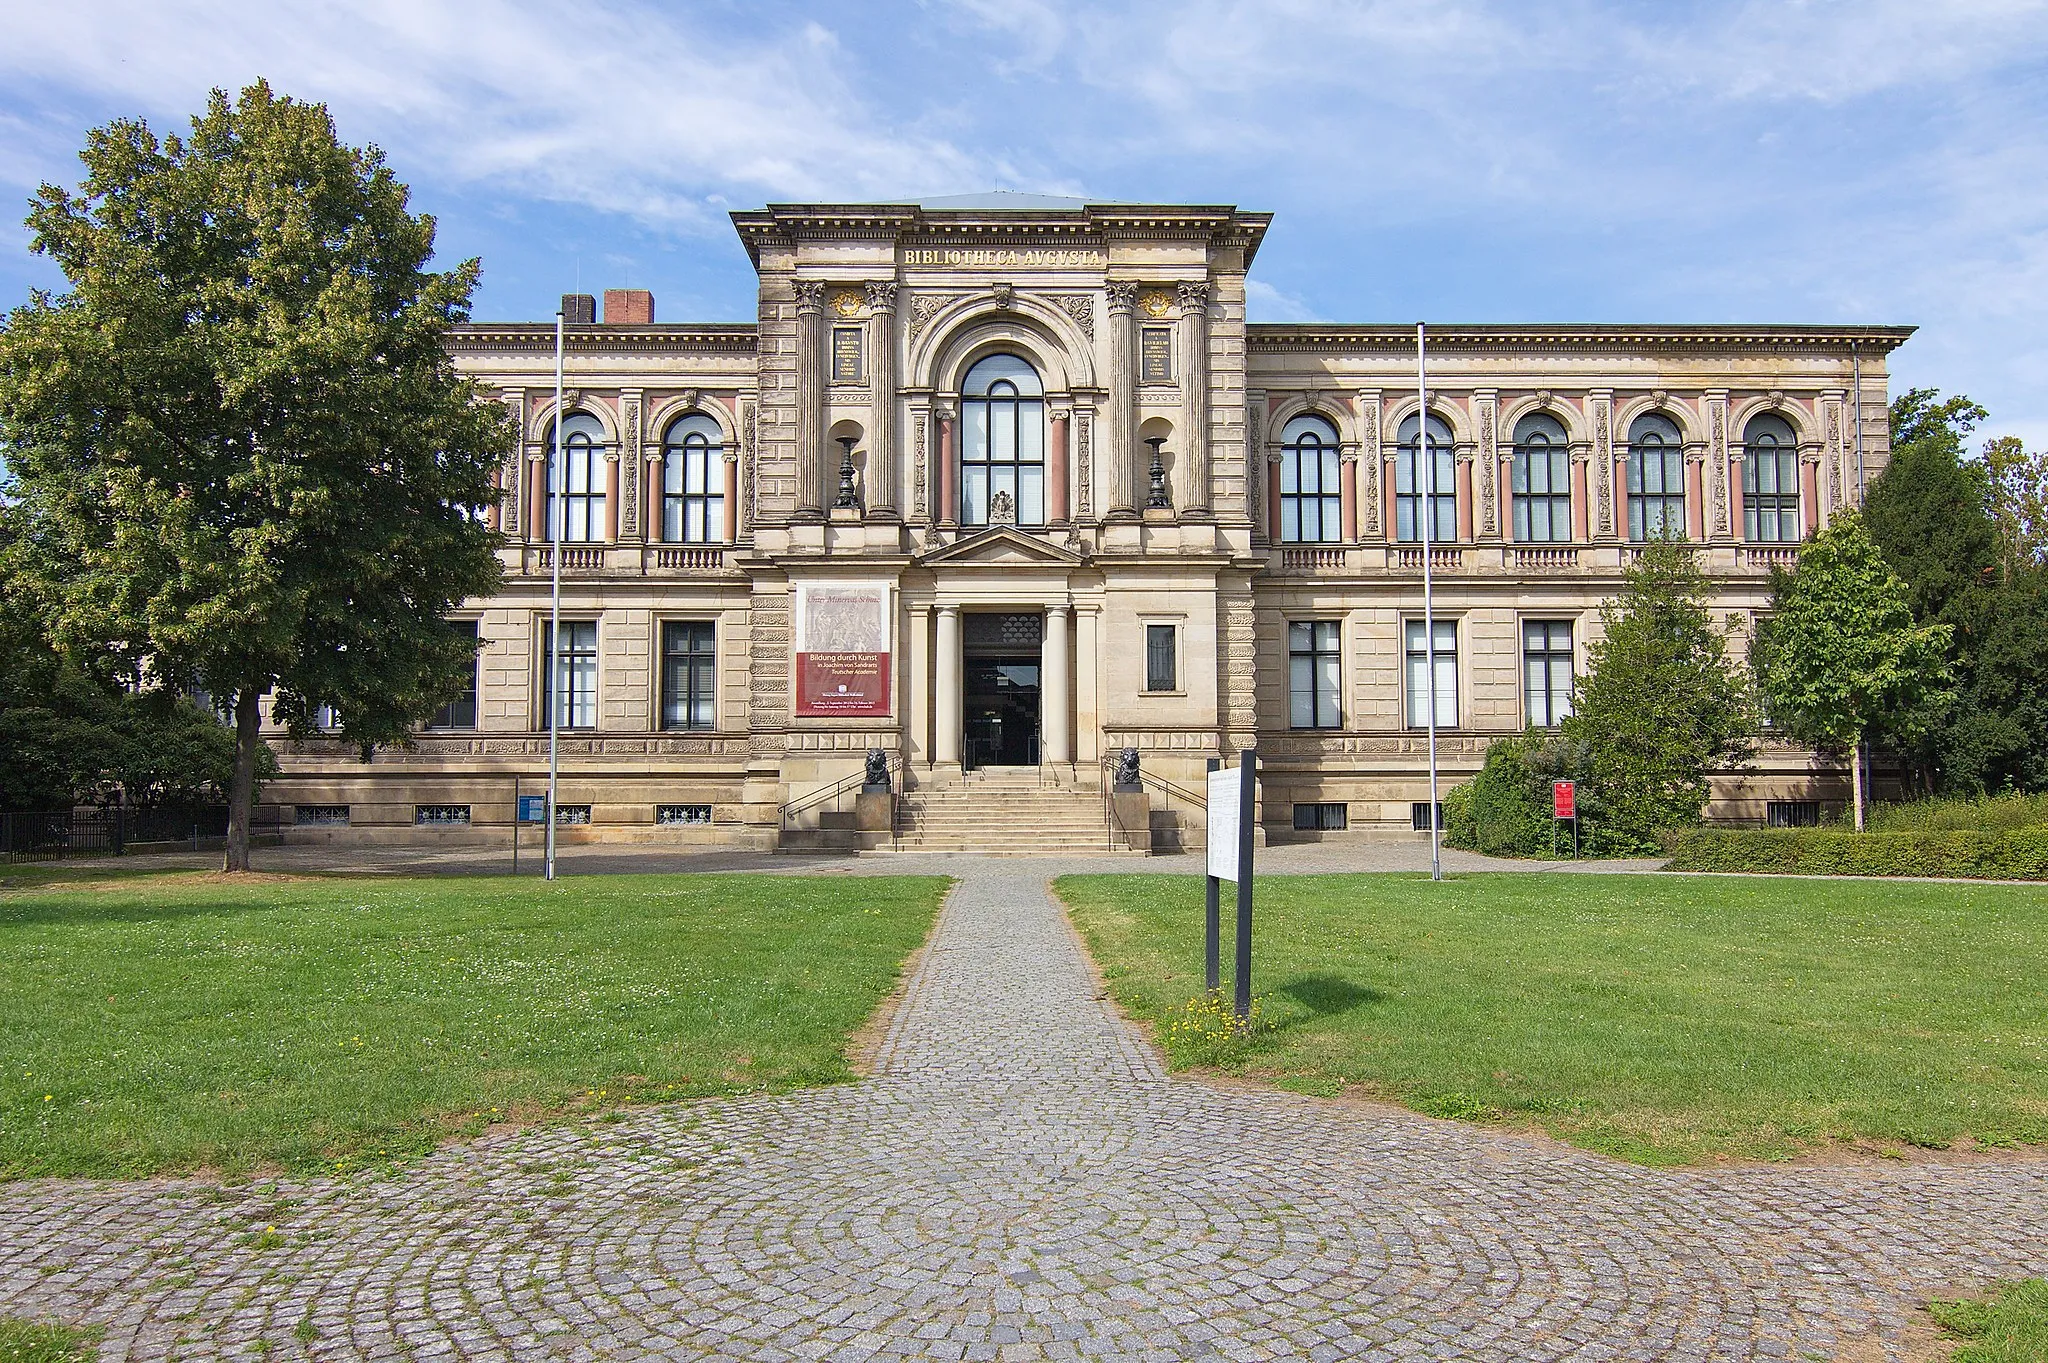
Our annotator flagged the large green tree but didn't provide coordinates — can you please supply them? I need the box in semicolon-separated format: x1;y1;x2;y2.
1755;511;1951;831
0;82;509;869
1562;538;1758;847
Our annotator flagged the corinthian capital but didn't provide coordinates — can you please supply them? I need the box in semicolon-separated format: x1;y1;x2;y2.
1105;281;1139;314
1176;280;1211;313
865;280;899;313
793;280;828;314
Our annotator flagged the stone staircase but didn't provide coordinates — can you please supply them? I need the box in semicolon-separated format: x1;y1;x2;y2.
879;769;1145;856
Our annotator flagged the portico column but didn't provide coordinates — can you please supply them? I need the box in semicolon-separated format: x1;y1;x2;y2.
1177;280;1211;514
794;280;827;517
1043;605;1072;765
866;282;899;517
722;453;739;543
645;452;664;541
1075;604;1100;764
1455;454;1474;542
1685;454;1706;541
604;452;621;541
1570;452;1591;542
1105;282;1138;518
937;406;958;528
1801;456;1821;536
934;605;962;768
1048;410;1072;522
908;604;932;769
1339;451;1359;542
529;454;548;541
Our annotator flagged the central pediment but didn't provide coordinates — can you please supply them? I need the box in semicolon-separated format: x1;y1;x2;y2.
917;526;1086;569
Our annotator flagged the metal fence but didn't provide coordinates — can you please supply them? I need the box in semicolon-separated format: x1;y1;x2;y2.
1;805;232;861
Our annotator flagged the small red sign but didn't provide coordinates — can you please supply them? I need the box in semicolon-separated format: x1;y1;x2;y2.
1552;780;1577;819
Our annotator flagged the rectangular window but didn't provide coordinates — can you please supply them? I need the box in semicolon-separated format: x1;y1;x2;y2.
1145;624;1177;692
1766;800;1820;828
294;805;350;826
1293;802;1348;831
1512;447;1573;542
1627;448;1687;541
663;438;727;543
1411;801;1445;832
660;621;717;731
428;620;480;729
540;620;599;730
1404;619;1458;728
550;438;606;543
1288;621;1342;729
1743;450;1801;543
415;805;470;826
656;803;713;826
1140;326;1173;382
555;804;592;825
1395;444;1458;543
1522;619;1575;728
311;703;340;730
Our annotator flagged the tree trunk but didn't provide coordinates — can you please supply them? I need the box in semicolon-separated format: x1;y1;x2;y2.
1851;739;1865;833
224;683;261;872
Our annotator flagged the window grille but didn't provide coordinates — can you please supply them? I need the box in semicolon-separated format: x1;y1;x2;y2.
554;804;592;825
1411;802;1445;831
1522;620;1575;728
415;805;470;826
1395;413;1456;543
1279;415;1342;543
662;414;726;543
1293;802;1348;831
294;805;350;826
656;804;713;826
1512;412;1572;542
1743;414;1801;543
661;621;717;731
1766;800;1820;828
1145;624;1177;692
1288;621;1342;729
1626;412;1686;541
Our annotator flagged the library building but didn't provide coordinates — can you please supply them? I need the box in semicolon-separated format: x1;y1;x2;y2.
263;195;1909;852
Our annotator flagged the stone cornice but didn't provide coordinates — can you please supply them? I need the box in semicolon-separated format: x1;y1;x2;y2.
450;323;757;356
1248;323;1915;355
731;202;1272;268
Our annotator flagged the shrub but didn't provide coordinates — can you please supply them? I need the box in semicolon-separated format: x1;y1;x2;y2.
1869;791;2048;833
1661;827;2048;880
1443;730;1652;858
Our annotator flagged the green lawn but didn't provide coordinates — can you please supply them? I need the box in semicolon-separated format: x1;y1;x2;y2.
1057;872;2048;1165
1931;1280;2048;1363
0;871;947;1179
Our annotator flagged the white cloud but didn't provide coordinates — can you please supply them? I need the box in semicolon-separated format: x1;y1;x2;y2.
1244;277;1319;322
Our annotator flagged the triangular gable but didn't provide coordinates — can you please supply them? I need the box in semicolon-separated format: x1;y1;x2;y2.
918;526;1086;568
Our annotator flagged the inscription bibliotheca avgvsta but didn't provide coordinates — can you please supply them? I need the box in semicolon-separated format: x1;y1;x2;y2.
900;248;1101;268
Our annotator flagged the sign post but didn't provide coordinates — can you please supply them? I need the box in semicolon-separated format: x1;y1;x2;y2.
516;789;548;874
1552;779;1578;859
1206;749;1258;1020
1203;759;1221;993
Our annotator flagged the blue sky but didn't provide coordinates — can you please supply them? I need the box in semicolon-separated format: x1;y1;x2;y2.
5;0;2047;446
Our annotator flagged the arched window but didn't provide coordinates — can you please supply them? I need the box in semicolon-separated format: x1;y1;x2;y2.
1625;412;1685;541
959;353;1046;527
547;412;606;543
1511;412;1572;542
1742;414;1800;543
661;413;725;542
1395;412;1456;543
1279;414;1342;543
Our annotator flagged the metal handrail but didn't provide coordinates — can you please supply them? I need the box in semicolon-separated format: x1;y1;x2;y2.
777;753;901;825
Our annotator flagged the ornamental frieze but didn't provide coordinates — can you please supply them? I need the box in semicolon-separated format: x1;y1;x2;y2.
907;293;959;341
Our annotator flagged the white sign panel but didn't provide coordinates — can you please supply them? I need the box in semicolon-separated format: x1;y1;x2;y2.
1207;767;1242;881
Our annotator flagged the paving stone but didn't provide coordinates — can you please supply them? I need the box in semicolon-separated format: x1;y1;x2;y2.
2;862;2043;1361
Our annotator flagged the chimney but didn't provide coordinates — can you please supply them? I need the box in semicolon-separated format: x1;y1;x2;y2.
603;289;654;324
560;293;596;325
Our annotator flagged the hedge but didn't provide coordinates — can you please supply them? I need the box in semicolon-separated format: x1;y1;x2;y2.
1661;827;2048;880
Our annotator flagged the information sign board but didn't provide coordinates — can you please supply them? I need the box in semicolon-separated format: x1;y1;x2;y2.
1552;780;1576;819
795;583;892;717
518;795;548;823
1207;767;1242;881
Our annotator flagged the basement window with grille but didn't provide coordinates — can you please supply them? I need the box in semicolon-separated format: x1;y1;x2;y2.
555;804;592;826
415;805;470;826
657;804;713;826
1294;802;1348;831
1411;802;1445;832
294;805;350;826
1766;800;1821;828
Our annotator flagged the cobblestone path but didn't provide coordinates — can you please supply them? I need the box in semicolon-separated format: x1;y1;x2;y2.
5;866;2045;1361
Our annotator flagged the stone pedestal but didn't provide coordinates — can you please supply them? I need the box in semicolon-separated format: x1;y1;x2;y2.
854;791;893;833
1111;789;1152;854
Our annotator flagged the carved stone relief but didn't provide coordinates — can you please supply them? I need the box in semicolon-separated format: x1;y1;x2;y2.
501;390;525;531
907;293;956;342
1105;281;1139;314
1477;398;1498;535
792;279;827;313
621;395;642;536
1176;280;1211;313
1246;402;1264;533
1593;397;1613;535
990;282;1014;310
742;402;758;531
1357;393;1381;537
865;280;898;313
1826;402;1844;510
1049;293;1095;340
913;410;928;519
1075;411;1094;518
1709;401;1729;535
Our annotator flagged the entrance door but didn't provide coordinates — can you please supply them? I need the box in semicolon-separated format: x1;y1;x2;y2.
963;658;1040;768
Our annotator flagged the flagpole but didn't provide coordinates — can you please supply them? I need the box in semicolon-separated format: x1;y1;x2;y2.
1419;322;1441;881
546;309;563;882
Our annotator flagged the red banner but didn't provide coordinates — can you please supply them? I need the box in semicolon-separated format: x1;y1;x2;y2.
796;652;891;717
1552;780;1576;819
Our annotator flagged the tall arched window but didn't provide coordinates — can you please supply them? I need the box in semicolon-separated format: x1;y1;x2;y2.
548;412;606;543
1626;412;1685;541
959;353;1046;527
1395;412;1456;543
661;413;725;542
1512;412;1572;542
1279;414;1341;543
1742;414;1800;543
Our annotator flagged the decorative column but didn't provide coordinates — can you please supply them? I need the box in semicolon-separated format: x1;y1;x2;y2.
866;282;899;518
1822;389;1849;516
934;605;962;768
1570;451;1591;542
1455;453;1475;542
1590;389;1616;539
1339;449;1359;542
1075;604;1101;763
645;449;664;543
1685;454;1706;541
937;405;957;528
1177;280;1211;515
908;604;932;769
723;452;740;543
619;390;644;542
793;279;827;517
604;451;621;542
1105;282;1139;518
1267;455;1283;542
1383;452;1398;544
1355;391;1383;540
1475;391;1500;539
1801;455;1822;536
1048;409;1072;522
529;451;548;542
1043;605;1072;764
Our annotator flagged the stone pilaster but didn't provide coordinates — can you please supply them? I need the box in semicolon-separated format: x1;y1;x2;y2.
866;282;899;518
793;279;827;518
1590;389;1616;539
619;389;644;542
1355;390;1381;540
1177;280;1212;516
1105;281;1139;518
1475;390;1499;538
1705;389;1731;539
